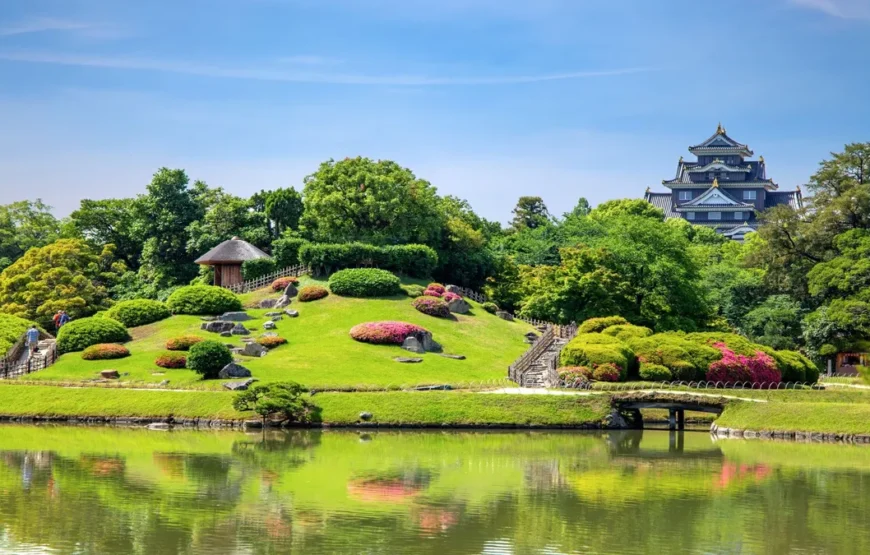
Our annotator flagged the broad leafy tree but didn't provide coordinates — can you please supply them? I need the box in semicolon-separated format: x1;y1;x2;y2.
265;187;304;236
69;199;142;269
0;200;61;271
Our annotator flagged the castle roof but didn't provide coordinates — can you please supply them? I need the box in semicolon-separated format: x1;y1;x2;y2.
663;159;775;188
688;123;754;156
643;191;679;218
194;237;271;265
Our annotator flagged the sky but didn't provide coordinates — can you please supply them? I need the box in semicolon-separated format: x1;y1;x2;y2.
1;0;869;222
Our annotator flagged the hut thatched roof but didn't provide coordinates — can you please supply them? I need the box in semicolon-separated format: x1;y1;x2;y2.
194;237;271;265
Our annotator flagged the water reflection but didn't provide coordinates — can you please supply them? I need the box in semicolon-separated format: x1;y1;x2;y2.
1;427;870;554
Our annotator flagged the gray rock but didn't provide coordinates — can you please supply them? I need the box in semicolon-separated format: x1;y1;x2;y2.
437;353;466;360
220;331;232;337
200;316;217;322
220;311;252;322
231;323;250;335
413;384;452;391
274;295;291;309
445;285;463;294
284;309;299;318
283;283;299;298
242;342;269;358
158;379;170;387
203;321;235;334
359;411;373;421
401;336;425;354
229;348;244;355
223;378;258;391
524;331;539;341
271;315;283;321
265;311;282;317
259;298;277;309
224;343;236;348
496;310;514;322
447;298;471;314
218;362;252;379
418;331;442;353
394;357;423;363
263;320;277;330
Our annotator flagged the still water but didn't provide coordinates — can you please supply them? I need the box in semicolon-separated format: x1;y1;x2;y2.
1;426;869;554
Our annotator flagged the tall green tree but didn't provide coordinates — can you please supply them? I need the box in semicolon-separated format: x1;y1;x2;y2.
0;200;60;271
265;187;304;236
510;196;551;231
69;198;142;270
186;188;271;256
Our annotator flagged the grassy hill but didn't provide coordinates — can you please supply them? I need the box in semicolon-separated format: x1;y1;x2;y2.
26;277;533;390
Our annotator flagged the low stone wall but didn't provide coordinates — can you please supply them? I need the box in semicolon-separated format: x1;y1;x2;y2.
710;422;870;445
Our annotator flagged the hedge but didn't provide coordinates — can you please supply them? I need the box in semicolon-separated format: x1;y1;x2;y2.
104;299;171;328
272;237;309;268
601;324;653;342
578;316;630;334
242;258;277;281
560;338;633;375
186;340;233;379
166;286;242;315
628;334;721;382
57;318;131;354
165;336;204;351
298;286;329;302
156;352;187;369
300;242;438;278
328;268;402;298
639;362;672;382
81;343;130;361
413;296;451;318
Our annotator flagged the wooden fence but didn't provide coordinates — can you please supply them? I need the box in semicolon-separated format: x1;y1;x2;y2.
1;341;58;379
224;264;309;294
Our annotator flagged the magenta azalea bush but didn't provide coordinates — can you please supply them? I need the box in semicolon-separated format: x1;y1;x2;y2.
350;321;429;345
422;288;443;298
426;283;446;295
706;343;781;385
592;363;622;382
442;292;461;303
413;296;451;318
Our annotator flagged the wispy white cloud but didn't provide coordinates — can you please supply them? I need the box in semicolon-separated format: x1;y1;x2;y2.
0;50;657;85
0;18;127;39
790;0;870;20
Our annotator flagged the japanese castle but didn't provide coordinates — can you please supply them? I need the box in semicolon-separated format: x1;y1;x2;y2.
644;124;803;241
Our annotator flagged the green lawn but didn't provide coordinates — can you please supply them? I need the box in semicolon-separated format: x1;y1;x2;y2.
716;401;870;435
21;277;532;389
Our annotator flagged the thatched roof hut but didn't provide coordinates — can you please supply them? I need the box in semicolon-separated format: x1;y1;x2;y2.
195;237;270;287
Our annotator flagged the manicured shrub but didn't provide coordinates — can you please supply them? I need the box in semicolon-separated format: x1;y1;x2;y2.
422;288;443;298
155;352;187;369
706;343;781;385
442;292;461;303
166;285;242;315
482;302;499;314
272;237;309;268
413;296;451;318
81;343;130;361
401;284;426;298
242;258;277;281
271;276;299;292
572;333;624;346
328;268;402;298
685;332;764;357
560;337;633;374
628;334;721;382
578;316;630;334
166;335;204;351
602;324;653;342
186;340;233;379
298;285;329;302
57;317;131;354
639;362;672;382
350;321;429;345
300;242;438;278
593;363;622;382
257;336;288;349
768;350;819;383
426;283;446;295
104;299;171;328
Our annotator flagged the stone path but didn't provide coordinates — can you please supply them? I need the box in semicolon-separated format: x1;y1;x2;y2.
518;337;568;388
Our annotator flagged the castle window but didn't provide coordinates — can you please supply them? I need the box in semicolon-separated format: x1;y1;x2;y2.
686;212;695;221
734;211;744;220
679;191;692;201
744;190;757;200
708;173;715;180
709;212;722;220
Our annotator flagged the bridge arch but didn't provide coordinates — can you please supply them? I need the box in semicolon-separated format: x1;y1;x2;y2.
611;392;729;431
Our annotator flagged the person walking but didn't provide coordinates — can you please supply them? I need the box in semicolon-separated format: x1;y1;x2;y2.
58;311;70;328
52;311;62;332
25;325;40;358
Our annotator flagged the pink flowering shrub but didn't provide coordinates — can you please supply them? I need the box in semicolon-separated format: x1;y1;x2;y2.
592;363;622;382
422;288;443;298
426;283;446;295
442;292;461;303
350;321;429;345
706;343;780;385
413;296;451;318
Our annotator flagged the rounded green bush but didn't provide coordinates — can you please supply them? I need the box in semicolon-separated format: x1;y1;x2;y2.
572;333;624;346
578;316;630;334
105;299;171;328
401;284;426;298
186;340;233;379
482;302;499;314
560;338;633;372
328;268;402;298
628;334;721;382
166;285;242;315
639;362;672;382
601;324;653;342
57;317;131;354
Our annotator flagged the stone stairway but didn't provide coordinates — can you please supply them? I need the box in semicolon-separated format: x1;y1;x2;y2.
520;338;568;388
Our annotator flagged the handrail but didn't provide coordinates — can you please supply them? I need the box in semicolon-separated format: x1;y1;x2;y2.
223;264;309;294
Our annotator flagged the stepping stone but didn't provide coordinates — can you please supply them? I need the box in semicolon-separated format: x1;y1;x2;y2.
223;378;258;391
263;320;277;330
218;362;252;379
284;309;299;318
437;354;466;360
394;357;423;363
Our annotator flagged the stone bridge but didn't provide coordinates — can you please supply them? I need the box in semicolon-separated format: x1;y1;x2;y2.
611;391;731;431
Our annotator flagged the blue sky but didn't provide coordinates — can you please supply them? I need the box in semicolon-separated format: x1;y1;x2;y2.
1;0;869;222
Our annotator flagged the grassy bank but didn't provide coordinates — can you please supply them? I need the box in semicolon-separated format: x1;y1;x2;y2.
716;401;870;435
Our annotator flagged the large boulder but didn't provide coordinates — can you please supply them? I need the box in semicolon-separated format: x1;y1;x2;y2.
223;378;258;391
242;342;269;358
259;298;277;309
274;295;292;309
218;362;252;379
401;336;425;354
201;321;235;334
447;298;471;314
283;283;299;298
231;323;250;336
408;330;441;353
445;285;463;294
220;312;252;322
496;311;514;322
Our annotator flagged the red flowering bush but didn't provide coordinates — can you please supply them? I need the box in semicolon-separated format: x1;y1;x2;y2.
442;292;462;303
706;343;780;385
413;296;451;318
422;288;443;298
166;335;204;351
559;366;593;387
426;283;446;295
271;276;299;292
82;343;130;360
155;352;187;369
298;285;329;302
350;321;429;345
256;336;288;349
592;363;622;382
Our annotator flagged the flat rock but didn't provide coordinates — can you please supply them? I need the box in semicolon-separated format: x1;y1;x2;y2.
220;311;253;322
100;369;120;379
231;323;250;335
401;336;425;354
242;342;268;358
158;379;170;387
437;353;466;360
284;309;299;318
394;357;423;363
200;316;217;322
447;298;471;314
259;298;277;309
218;362;252;379
263;320;277;330
220;331;232;337
496;310;514;322
274;295;292;309
264;311;283;317
270;315;283;321
223;378;258;391
202;321;235;334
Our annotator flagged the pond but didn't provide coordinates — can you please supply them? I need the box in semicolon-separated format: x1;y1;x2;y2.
1;426;869;554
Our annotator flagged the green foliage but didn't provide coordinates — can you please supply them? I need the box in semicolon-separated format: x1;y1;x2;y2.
241;258;277;281
57;317;130;354
803;300;870;358
265;188;304;235
155;352;187;368
81;343;130;360
639;362;672;382
510;196;551;231
186;340;232;379
328;268;401;298
601;324;653;342
769;350;818;383
578;316;630;334
401;284;426;297
104;299;171;328
300;242;438;278
482;302;499;314
560;336;633;375
592;363;622;382
301;157;443;245
165;335;204;351
628;334;721;382
740;295;804;350
0;199;60;267
807;229;870;301
185;187;272;265
69;198;141;269
0;239;122;327
0;313;37;355
297;285;329;302
432;196;498;288
166;285;242;315
589;199;664;221
232;382;313;423
272;236;308;268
